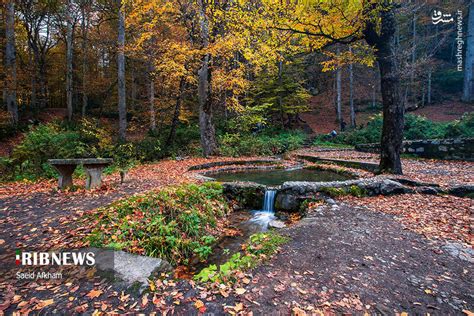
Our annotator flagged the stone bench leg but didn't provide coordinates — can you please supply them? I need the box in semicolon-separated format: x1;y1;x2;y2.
84;165;106;189
52;165;77;189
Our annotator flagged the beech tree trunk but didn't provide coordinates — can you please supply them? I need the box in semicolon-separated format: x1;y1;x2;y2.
336;46;342;129
5;1;18;124
166;77;185;147
117;0;127;141
149;73;156;132
427;69;432;104
278;59;285;128
66;0;73;121
81;1;88;117
463;3;474;102
349;46;355;128
197;0;217;156
364;2;404;174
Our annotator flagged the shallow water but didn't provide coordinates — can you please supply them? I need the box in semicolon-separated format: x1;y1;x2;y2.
211;168;350;186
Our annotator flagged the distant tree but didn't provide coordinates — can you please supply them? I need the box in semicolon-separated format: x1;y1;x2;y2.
117;0;127;141
5;0;17;124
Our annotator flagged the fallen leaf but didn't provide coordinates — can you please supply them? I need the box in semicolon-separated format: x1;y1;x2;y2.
86;289;103;299
234;303;244;312
235;288;246;295
142;294;149;307
292;306;307;316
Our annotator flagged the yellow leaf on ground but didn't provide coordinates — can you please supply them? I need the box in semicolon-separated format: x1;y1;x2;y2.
292;306;307;316
235;288;246;295
234;303;244;312
40;299;54;308
195;300;204;309
149;280;156;291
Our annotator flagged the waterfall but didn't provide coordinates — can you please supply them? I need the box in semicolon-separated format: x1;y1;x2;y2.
262;190;276;213
247;190;277;229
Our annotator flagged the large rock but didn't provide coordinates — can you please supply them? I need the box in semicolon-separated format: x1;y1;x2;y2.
86;248;172;288
448;185;474;198
275;178;413;211
222;182;266;209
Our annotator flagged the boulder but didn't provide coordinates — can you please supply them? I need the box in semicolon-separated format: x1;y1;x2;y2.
268;220;286;229
448;185;474;198
222;182;266;209
416;186;444;195
86;247;172;288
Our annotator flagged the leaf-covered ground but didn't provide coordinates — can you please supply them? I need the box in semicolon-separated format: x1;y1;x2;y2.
0;151;473;314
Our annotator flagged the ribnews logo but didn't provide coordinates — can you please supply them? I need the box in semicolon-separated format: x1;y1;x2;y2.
15;250;95;266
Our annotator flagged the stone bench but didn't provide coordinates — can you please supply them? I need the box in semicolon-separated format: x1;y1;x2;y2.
48;158;113;190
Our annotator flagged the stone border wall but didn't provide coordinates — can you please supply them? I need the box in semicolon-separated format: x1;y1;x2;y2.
355;138;474;161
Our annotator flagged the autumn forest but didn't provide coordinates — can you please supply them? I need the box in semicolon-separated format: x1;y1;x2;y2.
0;0;473;314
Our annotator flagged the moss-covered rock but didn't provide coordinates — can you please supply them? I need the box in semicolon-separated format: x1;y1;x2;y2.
222;182;266;209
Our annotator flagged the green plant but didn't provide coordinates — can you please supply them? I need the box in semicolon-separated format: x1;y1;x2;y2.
84;182;229;265
219;129;306;157
10;123;89;180
194;232;289;284
348;185;366;197
319;187;346;197
317;113;474;146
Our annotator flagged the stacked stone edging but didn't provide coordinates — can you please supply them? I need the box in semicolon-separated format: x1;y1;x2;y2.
355;138;474;161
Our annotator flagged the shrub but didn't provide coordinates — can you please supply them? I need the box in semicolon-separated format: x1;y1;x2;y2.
318;113;474;146
10;123;90;179
85;182;230;265
219;129;306;157
5;119;115;180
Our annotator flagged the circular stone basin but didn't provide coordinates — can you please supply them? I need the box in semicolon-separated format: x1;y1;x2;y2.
209;168;351;186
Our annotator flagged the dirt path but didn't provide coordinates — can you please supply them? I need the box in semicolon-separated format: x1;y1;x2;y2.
212;202;473;314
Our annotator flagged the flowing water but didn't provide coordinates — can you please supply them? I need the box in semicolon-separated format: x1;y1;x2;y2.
193;190;279;269
248;190;276;229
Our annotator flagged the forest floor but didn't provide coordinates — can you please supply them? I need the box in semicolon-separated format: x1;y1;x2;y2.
0;151;473;314
300;97;473;135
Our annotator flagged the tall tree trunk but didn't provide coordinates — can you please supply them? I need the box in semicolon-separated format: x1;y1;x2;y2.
349;46;355;128
278;59;285;128
66;0;73;121
166;76;185;147
463;3;474;102
410;13;416;96
149;73;156;132
29;48;37;110
197;0;217;156
81;1;88;117
38;59;47;109
427;69;432;104
117;0;127;141
131;65;136;112
364;2;404;174
5;1;18;124
336;46;342;129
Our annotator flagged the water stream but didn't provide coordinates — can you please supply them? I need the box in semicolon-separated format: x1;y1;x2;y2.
248;190;277;229
192;190;279;269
